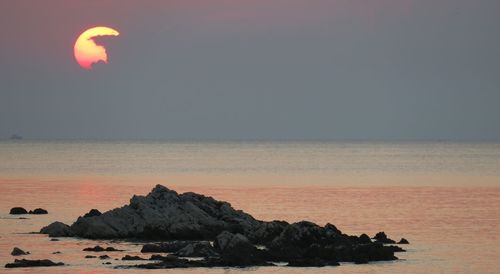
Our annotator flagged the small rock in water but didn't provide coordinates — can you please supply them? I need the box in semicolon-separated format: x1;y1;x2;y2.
5;259;64;268
52;251;62;254
398;238;410;244
122;255;147;260
11;247;29;256
373;232;396;244
103;262;112;265
40;222;73;237
99;255;111;260
83;209;101;218
83;246;122;252
29;208;48;215
85;255;96;259
9;207;28;215
50;238;60;241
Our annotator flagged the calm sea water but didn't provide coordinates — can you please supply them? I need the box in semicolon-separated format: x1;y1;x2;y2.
0;141;499;273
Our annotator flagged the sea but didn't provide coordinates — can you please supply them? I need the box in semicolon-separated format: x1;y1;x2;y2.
0;141;499;273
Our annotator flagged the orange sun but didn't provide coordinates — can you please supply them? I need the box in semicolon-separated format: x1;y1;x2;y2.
74;26;120;70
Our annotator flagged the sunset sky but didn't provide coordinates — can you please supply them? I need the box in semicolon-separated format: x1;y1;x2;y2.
1;0;499;140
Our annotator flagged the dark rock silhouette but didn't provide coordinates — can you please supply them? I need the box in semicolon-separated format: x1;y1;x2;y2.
83;246;122;252
373;231;396;244
99;255;111;260
40;185;409;269
215;231;266;266
11;247;29;256
5;259;63;268
398;238;410;244
29;208;48;215
83;209;102;218
85;255;96;259
122;255;147;260
9;207;28;215
40;222;73;237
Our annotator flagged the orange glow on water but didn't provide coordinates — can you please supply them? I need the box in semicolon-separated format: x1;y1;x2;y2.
74;26;119;70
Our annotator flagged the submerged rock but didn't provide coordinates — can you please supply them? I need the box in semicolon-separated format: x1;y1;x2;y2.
40;222;73;237
9;207;28;215
5;259;64;268
29;208;48;215
99;255;111;260
11;247;29;256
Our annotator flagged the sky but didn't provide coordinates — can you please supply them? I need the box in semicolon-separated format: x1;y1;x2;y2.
0;0;499;141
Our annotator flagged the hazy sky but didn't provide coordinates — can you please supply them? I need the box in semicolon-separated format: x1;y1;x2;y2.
1;0;499;140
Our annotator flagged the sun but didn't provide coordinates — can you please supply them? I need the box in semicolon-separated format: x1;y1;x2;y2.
74;26;120;70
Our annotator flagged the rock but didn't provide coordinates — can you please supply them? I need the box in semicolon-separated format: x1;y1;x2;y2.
387;245;406;252
141;241;196;253
99;255;111;260
52;251;61;254
122;255;147;260
174;242;219;257
268;221;330;260
9;207;28;215
398;238;410;244
373;232;396;244
40;222;73;237
11;247;29;256
352;243;398;263
103;262;112;264
248;220;289;244
29;208;48;215
83;209;102;218
50;238;60;241
83;246;122;252
359;234;372;244
215;231;266;266
69;185;260;239
5;259;64;268
85;255;96;259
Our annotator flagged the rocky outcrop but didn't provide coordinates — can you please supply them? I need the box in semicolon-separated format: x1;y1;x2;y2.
50;185;260;239
11;247;29;256
9;207;28;215
40;184;409;269
40;222;73;237
5;259;64;268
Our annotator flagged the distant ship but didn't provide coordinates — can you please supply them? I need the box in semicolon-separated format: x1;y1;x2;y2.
9;134;23;140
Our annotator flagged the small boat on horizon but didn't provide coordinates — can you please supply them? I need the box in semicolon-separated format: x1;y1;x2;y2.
9;134;23;140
